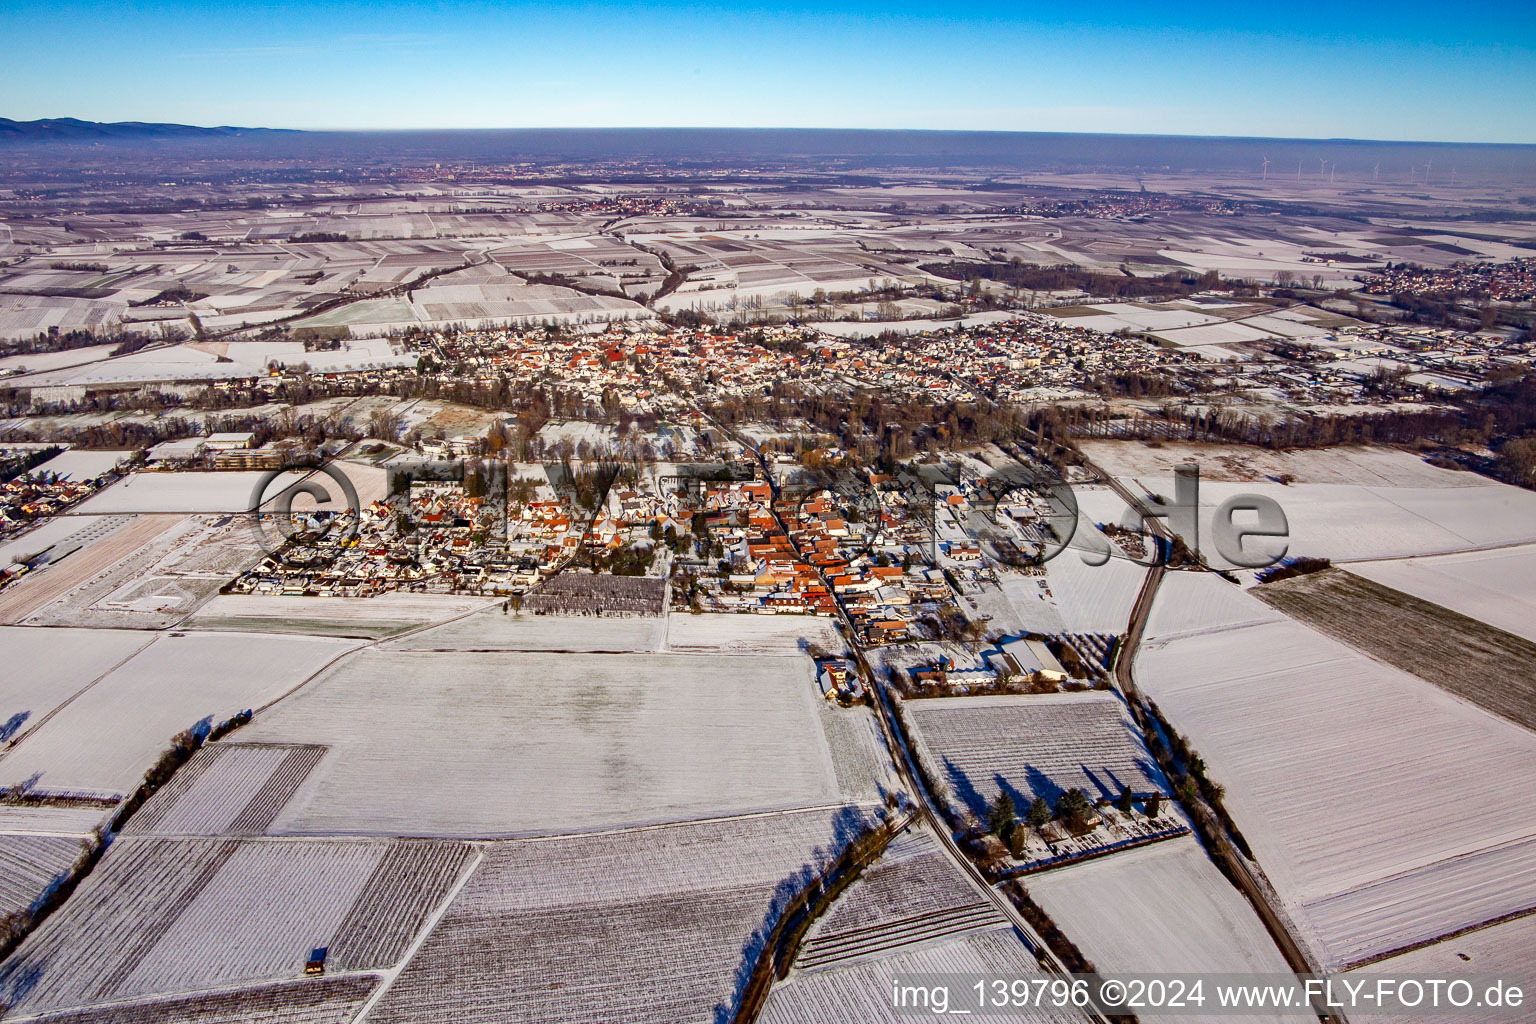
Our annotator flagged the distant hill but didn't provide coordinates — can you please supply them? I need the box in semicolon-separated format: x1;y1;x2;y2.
0;117;293;143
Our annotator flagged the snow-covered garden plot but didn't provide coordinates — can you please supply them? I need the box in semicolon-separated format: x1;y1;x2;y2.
0;834;468;1014
385;607;666;652
665;612;847;655
0;976;379;1024
237;649;845;836
761;930;1078;1024
535;419;618;451
189;593;494;638
1257;569;1536;732
0;626;152;739
366;806;879;1024
73;470;317;514
1349;543;1536;643
0;632;360;798
124;743;326;836
1136;586;1536;969
794;825;1003;971
1027;836;1295;991
27;448;133;482
0;833;86;918
906;692;1165;823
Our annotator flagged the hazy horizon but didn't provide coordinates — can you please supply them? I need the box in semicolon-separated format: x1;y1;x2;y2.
5;0;1534;144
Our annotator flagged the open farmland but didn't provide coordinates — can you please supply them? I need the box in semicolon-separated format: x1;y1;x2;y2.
1347;542;1536;643
792;826;1005;971
0;632;360;798
1256;568;1536;732
1133;474;1536;568
761;929;1081;1024
123;743;327;836
664;611;847;655
0;835;470;1014
905;692;1165;824
366;806;879;1024
0;626;152;740
4;976;379;1024
1027;837;1301;1023
187;592;494;638
27;449;133;482
0;834;87;918
73;470;319;515
1347;915;1536;1024
388;607;666;652
1079;442;1473;486
1137;583;1536;969
236;648;849;836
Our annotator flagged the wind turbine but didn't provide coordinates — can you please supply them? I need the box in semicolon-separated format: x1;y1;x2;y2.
1424;160;1432;185
1319;158;1327;179
1262;155;1270;181
1373;162;1380;182
1330;163;1336;184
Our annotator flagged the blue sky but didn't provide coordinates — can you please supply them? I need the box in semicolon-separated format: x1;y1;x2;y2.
4;0;1534;141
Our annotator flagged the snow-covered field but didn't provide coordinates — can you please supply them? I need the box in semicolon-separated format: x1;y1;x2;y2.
0;625;153;737
189;592;495;637
1081;441;1489;487
1134;476;1536;568
665;612;846;654
387;608;666;652
74;470;318;514
1347;915;1536;1024
763;932;1072;1024
0;632;361;798
1144;569;1283;638
1028;837;1302;1023
536;418;617;450
237;649;847;836
0;834;469;1014
1348;543;1536;643
1080;442;1536;568
0;833;86;918
27;448;133;481
368;806;881;1024
1137;583;1536;969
